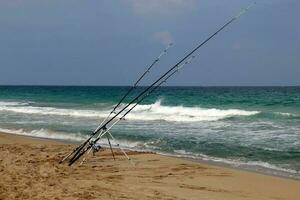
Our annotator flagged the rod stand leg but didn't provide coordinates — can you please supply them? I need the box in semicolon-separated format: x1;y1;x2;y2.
107;131;134;166
107;134;116;160
80;146;93;165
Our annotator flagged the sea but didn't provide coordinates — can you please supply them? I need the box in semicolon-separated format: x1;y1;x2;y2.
0;86;299;178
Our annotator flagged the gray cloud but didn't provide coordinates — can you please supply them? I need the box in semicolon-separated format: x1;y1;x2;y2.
126;0;196;16
153;31;174;45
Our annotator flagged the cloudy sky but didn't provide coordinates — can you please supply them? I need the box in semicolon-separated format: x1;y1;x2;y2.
0;0;299;86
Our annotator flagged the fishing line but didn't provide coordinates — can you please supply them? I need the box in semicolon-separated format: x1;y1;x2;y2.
67;3;255;166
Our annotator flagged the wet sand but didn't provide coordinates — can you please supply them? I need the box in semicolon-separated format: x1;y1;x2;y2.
0;132;299;200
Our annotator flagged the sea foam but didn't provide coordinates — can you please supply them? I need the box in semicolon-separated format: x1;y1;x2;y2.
173;149;299;175
128;100;259;122
0;100;260;122
0;127;85;142
0;127;144;150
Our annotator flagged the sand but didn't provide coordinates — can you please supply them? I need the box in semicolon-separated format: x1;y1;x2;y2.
0;132;299;200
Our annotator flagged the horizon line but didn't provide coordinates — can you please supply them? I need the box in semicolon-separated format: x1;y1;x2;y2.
0;84;299;87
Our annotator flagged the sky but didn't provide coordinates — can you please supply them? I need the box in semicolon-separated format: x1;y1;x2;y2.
0;0;299;86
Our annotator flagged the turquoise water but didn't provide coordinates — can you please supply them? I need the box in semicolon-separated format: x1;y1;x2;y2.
0;86;299;177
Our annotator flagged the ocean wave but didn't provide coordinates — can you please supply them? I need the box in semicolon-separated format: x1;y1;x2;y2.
0;127;85;142
0;100;260;122
273;112;300;118
244;161;299;174
0;101;30;106
253;111;300;120
127;101;260;122
1;126;298;177
173;150;299;175
0;127;144;150
0;102;107;118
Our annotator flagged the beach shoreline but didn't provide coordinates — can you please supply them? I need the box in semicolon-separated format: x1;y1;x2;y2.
2;130;299;181
1;131;300;200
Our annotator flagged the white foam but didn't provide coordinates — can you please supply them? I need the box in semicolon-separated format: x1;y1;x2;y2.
98;138;145;150
125;100;260;122
0;127;85;142
0;101;29;106
0;127;145;151
0;100;260;122
0;104;108;118
173;149;299;175
1;125;298;176
274;112;299;117
244;161;298;174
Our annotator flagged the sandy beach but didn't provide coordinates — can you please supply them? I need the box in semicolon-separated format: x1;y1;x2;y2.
0;132;299;200
1;0;300;199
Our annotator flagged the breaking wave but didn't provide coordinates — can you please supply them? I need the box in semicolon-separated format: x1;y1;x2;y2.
0;126;299;177
0;101;30;106
0;127;85;142
273;112;300;119
173;150;299;176
0;100;259;122
0;127;144;150
0;104;105;118
126;101;259;122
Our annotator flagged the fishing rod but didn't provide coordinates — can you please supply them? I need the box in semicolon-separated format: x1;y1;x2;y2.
97;43;173;128
68;3;254;165
69;56;196;166
66;44;174;164
100;56;196;137
96;56;196;140
60;43;173;164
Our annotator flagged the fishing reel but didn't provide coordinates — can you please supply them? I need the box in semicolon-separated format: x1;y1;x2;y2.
92;143;102;156
88;140;102;156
